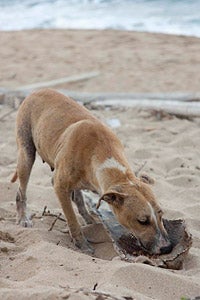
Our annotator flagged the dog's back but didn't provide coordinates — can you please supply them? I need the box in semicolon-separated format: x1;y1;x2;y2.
15;88;125;173
15;89;95;166
16;88;95;138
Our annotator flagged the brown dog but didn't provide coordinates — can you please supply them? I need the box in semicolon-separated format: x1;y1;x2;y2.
11;88;172;255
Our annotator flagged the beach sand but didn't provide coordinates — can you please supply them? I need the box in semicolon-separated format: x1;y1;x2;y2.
0;29;200;93
0;30;200;300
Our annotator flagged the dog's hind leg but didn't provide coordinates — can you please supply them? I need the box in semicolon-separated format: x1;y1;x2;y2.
15;134;36;227
72;190;96;224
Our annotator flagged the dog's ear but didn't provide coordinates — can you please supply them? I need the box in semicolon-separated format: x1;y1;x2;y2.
96;191;127;209
140;173;155;185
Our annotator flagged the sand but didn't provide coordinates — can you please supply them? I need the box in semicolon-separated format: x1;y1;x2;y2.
1;29;200;93
0;29;200;300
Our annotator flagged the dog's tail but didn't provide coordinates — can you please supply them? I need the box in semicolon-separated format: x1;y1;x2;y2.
11;170;18;183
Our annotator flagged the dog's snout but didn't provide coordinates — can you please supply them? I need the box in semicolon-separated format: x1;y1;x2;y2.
160;243;173;255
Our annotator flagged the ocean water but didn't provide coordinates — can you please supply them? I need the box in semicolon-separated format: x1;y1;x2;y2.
0;0;200;37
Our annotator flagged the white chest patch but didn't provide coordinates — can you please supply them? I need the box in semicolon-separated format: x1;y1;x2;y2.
97;157;127;175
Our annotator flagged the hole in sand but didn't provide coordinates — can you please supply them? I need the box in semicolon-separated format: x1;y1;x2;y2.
83;192;192;270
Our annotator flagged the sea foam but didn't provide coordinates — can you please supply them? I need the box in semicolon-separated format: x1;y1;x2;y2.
0;0;200;37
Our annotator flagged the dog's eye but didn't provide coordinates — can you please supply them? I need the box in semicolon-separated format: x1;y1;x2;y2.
137;218;150;226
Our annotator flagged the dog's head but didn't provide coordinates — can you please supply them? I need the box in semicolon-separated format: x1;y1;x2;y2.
97;175;172;255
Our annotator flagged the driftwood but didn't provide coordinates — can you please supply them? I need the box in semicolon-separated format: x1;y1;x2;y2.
14;71;100;91
1;87;200;118
90;99;200;118
2;86;200;103
42;89;200;118
58;90;200;103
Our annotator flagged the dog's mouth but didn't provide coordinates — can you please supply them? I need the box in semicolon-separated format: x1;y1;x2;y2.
137;239;156;255
116;230;163;256
134;237;173;256
117;219;189;258
118;233;158;257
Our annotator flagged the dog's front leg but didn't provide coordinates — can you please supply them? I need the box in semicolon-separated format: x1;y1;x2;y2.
53;175;94;254
72;190;96;225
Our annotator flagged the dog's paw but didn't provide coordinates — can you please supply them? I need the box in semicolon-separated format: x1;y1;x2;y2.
17;215;33;228
74;235;94;255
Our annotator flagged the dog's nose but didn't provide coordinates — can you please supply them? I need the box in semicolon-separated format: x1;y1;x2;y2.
160;243;173;255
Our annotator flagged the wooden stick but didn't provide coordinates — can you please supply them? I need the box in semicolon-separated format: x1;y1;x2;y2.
15;71;100;91
33;206;66;223
2;87;200;118
44;212;66;222
3;88;200;102
91;99;200;117
42;205;47;216
48;213;62;231
58;90;200;103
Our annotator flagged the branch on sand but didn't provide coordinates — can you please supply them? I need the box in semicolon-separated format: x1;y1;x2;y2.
33;206;66;232
89;98;200;119
14;71;100;91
